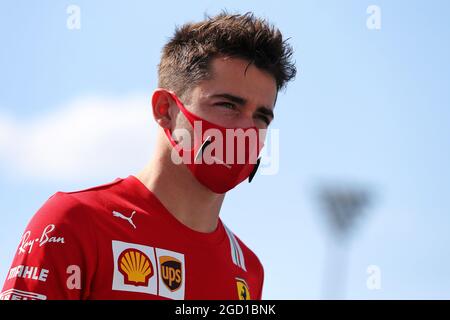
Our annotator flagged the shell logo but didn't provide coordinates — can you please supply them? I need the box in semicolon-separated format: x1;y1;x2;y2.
118;248;154;286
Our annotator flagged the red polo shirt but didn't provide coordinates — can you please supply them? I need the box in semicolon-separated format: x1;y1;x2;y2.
1;175;264;300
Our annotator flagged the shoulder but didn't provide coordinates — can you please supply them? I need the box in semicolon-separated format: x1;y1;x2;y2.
223;223;264;276
60;177;124;207
35;177;125;219
12;190;99;263
30;191;86;227
26;177;124;235
23;191;92;246
235;234;264;275
222;224;265;299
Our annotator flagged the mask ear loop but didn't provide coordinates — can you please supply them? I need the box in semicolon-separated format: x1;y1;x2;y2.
164;91;199;154
248;157;261;183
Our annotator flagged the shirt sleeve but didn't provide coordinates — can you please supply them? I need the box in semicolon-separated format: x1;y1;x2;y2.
1;192;97;300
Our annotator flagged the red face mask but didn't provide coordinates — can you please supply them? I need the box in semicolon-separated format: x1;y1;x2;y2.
160;90;264;194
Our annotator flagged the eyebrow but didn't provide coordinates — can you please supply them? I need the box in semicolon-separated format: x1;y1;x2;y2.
207;93;274;120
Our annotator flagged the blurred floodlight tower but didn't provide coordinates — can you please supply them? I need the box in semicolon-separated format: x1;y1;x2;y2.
317;183;374;299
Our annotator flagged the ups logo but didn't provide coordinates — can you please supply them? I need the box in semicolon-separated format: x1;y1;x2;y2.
159;256;183;291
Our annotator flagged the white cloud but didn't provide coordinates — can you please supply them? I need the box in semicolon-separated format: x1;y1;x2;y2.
0;93;158;182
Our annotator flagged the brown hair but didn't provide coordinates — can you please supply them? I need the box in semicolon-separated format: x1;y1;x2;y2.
158;11;296;102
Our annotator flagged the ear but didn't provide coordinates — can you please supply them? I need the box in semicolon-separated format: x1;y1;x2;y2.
151;88;176;129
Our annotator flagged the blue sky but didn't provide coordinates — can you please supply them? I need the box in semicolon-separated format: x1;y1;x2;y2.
1;0;450;299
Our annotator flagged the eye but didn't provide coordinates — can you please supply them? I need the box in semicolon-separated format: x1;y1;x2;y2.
255;114;271;126
215;102;236;110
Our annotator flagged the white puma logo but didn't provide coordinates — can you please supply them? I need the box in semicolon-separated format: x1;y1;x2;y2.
112;210;137;229
211;156;232;169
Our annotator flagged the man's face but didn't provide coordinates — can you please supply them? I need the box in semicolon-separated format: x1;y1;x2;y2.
174;56;278;132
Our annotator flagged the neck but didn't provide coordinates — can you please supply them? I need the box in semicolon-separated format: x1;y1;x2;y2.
135;133;225;233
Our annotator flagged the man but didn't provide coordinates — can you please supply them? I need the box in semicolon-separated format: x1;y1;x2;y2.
1;11;296;300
